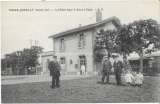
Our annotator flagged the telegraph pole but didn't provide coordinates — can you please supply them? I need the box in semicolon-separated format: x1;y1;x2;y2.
30;39;33;48
29;39;39;48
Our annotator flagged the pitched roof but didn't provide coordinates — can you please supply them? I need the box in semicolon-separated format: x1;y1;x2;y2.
40;51;54;57
128;51;160;60
49;16;121;38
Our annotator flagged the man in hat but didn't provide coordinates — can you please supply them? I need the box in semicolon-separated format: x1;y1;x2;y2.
101;56;112;84
48;56;61;88
113;54;123;85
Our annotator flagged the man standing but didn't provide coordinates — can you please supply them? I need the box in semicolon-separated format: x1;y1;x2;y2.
101;56;112;84
113;54;123;85
48;56;61;89
81;64;86;75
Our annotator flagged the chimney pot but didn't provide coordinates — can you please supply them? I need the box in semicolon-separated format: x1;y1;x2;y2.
96;8;102;22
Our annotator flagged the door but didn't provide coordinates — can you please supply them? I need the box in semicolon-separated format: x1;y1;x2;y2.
79;55;87;74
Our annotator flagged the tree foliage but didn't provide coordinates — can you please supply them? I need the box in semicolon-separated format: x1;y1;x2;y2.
126;19;160;72
94;29;118;62
22;46;43;68
127;19;160;53
116;25;134;55
94;29;106;62
94;19;160;72
2;46;43;75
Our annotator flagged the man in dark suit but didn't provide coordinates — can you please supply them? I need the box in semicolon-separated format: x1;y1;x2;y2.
101;56;112;84
48;56;61;89
113;54;123;85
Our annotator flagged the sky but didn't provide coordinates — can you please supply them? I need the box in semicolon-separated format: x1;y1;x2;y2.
1;0;160;58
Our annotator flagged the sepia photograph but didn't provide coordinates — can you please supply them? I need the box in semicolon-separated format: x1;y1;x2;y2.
1;0;160;103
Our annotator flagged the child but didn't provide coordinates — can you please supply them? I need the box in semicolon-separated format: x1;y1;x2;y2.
134;71;144;87
124;70;134;86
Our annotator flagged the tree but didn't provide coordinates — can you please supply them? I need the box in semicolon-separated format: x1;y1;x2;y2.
94;19;160;73
5;52;21;75
94;28;120;63
115;24;136;58
104;30;118;56
2;46;43;75
22;46;43;74
118;19;160;72
94;29;110;62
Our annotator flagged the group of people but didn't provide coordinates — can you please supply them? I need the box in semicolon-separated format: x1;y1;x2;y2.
48;55;144;89
124;70;143;87
101;54;144;87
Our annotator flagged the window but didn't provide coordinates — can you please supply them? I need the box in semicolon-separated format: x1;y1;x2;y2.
78;33;85;49
149;61;153;68
60;38;65;51
60;57;65;64
47;59;50;71
79;56;86;66
70;59;73;64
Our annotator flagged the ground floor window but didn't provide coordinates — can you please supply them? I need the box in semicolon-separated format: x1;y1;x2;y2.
60;57;66;71
60;57;65;64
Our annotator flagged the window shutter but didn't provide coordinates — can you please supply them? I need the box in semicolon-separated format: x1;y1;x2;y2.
78;34;81;49
63;39;66;51
59;39;61;51
83;34;86;48
78;59;80;71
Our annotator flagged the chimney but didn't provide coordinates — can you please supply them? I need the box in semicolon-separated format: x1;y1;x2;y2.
96;8;102;22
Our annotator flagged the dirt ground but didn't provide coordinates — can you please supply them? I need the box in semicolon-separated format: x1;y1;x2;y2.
1;76;160;103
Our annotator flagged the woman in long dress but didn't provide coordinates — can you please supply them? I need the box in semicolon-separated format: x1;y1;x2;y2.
134;71;144;87
124;70;134;86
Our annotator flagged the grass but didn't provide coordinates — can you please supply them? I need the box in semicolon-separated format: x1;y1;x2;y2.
1;76;160;103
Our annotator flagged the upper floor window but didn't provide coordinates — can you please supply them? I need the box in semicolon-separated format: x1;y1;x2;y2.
60;38;65;51
78;33;85;49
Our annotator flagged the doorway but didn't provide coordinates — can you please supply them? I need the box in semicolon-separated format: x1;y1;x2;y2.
79;55;87;75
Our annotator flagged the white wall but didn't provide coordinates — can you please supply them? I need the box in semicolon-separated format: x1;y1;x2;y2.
52;21;117;74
